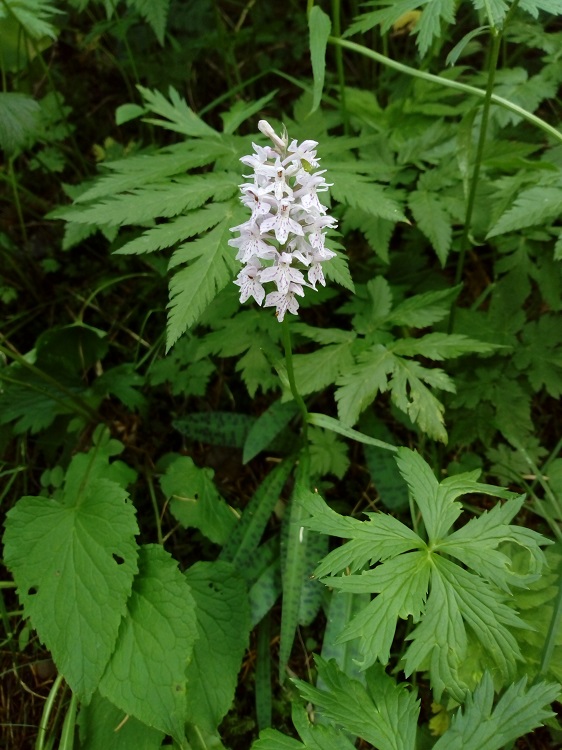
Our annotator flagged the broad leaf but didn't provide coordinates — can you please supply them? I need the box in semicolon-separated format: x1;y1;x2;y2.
99;545;197;743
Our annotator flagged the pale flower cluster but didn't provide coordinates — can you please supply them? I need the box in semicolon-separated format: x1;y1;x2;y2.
229;119;337;322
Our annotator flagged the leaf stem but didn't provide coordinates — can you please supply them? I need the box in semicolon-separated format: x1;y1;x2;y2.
328;37;562;145
331;0;349;133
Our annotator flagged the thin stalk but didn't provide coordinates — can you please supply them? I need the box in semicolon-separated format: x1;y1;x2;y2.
449;29;502;332
538;575;562;680
35;673;64;750
328;37;562;145
281;318;308;445
146;469;163;545
331;0;349;133
7;157;28;244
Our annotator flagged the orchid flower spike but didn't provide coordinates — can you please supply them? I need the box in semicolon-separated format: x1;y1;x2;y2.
229;121;338;322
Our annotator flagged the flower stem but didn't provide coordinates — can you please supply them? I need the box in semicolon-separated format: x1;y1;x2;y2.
282;317;308;444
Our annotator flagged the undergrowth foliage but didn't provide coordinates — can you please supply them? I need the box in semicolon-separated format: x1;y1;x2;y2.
2;0;562;749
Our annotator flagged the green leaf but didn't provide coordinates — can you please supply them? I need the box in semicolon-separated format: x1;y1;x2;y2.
126;0;169;44
3;472;139;699
408;189;452;265
293;341;355;396
166;214;240;348
184;561;251;733
279;478;312;682
360;414;408;511
307;412;398;452
387;286;461;328
0;92;41;155
221;91;278;135
160;455;237;545
487;185;562;238
3;0;61;39
78;692;165;750
433;673;559;750
392;333;497;360
294;657;419;750
253;703;357;750
308;5;331;114
75;141;230;203
98;545;197;743
309;427;350;480
173;410;254;448
58;174;238;227
220;458;294;568
331;170;407;223
137;85;218;136
243;399;299;463
335;345;395;427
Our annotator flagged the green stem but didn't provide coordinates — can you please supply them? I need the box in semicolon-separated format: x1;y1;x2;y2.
331;0;349;133
448;28;502;332
328;37;562;145
36;673;64;750
7;157;27;244
538;575;562;680
281;318;308;445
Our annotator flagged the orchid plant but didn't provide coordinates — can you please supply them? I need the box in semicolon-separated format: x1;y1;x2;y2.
229;120;338;322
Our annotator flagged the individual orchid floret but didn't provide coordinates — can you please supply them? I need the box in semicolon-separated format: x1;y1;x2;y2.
230;120;339;321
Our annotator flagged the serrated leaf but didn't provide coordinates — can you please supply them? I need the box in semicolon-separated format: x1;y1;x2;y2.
294;341;355;396
388;286;461;328
166;216;240;348
335;345;395;426
0;92;41;155
137;85;217;137
294;657;419;750
487;185;562;238
408;189;452;265
392;333;497;360
127;0;169;44
184;561;251;733
5;0;61;39
57;174;238;227
331;170;407;223
115;202;230;255
75;142;230;203
98;545;197;743
160;455;237;545
309;427;350;480
3;477;139;700
433;673;559;750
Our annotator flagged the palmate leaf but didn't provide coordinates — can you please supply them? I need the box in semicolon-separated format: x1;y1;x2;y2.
166;209;243;349
432;673;559;750
294;340;355;396
253;703;356;750
304;449;551;701
294;658;419;750
1;0;61;39
392;333;497;360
